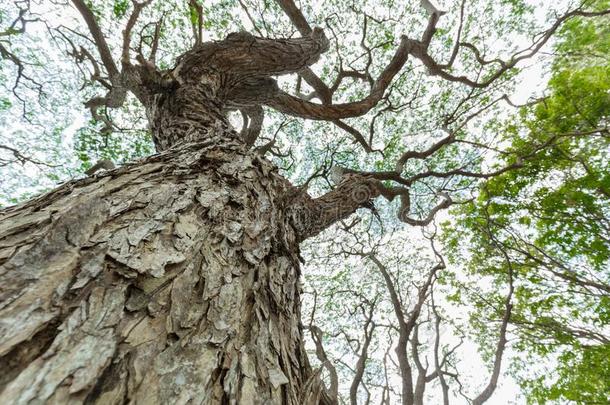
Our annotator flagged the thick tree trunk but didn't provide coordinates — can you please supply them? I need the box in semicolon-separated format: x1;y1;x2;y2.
0;29;380;404
0;137;336;404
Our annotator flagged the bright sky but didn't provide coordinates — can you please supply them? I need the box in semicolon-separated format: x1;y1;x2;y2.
0;0;572;403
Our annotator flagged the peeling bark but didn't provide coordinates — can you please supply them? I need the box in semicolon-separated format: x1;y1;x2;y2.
0;137;332;404
0;26;377;403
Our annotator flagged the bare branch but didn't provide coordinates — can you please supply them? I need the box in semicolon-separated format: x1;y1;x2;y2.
121;0;152;66
275;0;312;36
266;34;411;120
350;300;376;405
332;120;373;153
395;132;455;173
431;294;450;405
0;144;57;168
410;7;610;88
399;192;452;227
71;0;119;77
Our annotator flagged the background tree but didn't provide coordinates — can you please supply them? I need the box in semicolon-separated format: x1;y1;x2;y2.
0;0;608;403
444;8;609;403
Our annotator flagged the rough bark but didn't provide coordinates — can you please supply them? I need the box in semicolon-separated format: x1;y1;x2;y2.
0;25;381;403
0;137;338;404
0;119;373;405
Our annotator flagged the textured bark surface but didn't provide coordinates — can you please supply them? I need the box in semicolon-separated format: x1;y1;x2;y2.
135;29;329;152
0;138;341;404
0;26;378;403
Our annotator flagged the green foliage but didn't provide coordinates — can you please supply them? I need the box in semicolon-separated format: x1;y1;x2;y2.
524;344;610;404
188;3;200;26
74;119;153;173
112;0;129;18
0;97;11;110
444;8;610;403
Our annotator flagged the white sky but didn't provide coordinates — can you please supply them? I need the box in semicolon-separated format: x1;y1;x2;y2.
0;0;573;403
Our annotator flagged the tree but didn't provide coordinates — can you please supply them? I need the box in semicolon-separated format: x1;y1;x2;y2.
0;0;608;403
444;8;610;403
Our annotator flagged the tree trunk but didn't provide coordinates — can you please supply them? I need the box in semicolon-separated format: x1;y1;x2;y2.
0;136;335;404
0;30;379;404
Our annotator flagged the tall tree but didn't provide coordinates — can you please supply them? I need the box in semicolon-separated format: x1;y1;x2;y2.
0;0;607;403
445;7;610;403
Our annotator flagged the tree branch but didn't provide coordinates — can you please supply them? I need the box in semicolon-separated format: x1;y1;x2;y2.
71;0;119;77
288;174;381;241
121;0;152;66
175;29;329;80
472;254;515;405
409;7;610;89
265;36;412;120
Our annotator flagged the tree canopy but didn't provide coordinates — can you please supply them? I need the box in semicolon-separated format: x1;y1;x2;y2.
0;0;608;403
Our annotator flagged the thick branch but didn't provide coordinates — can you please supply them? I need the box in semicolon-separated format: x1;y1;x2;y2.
121;0;152;66
224;76;279;108
239;105;264;147
175;29;329;80
288;175;380;241
332;120;373;152
265;36;411;120
299;68;332;104
367;254;413;404
273;0;337;105
350;304;375;405
308;325;339;403
275;0;312;36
